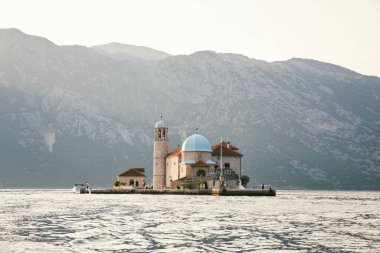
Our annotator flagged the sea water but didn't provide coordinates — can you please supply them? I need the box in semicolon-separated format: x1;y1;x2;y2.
0;189;379;252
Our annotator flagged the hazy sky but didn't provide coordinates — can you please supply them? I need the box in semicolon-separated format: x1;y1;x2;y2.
1;0;379;76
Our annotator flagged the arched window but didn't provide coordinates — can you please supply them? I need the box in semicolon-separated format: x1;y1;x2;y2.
129;179;134;186
135;181;139;187
196;170;206;177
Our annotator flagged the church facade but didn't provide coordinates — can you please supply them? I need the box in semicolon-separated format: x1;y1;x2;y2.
152;116;243;190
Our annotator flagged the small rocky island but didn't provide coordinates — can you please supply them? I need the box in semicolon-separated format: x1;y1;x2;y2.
91;115;275;196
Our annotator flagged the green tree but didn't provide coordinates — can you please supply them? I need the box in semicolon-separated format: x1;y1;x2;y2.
240;175;250;188
114;180;121;187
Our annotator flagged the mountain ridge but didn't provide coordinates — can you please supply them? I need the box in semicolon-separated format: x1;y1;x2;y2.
0;29;379;189
92;42;171;61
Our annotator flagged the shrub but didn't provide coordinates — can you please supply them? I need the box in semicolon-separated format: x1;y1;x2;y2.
114;180;121;187
184;183;195;189
240;175;250;188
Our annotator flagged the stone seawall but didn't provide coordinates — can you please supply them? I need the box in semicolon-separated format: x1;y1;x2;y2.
90;188;276;196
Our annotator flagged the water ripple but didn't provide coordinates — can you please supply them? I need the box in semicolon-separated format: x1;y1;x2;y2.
0;190;379;252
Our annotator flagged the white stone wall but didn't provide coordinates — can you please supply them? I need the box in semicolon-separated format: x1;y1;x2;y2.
179;151;212;178
213;155;241;177
179;163;191;178
224;179;241;189
118;176;145;189
179;164;190;178
207;179;240;190
166;156;180;187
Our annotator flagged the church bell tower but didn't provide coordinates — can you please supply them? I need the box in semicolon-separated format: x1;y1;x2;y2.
153;114;168;189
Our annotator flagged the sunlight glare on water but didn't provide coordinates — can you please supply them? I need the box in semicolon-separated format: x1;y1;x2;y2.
0;190;379;252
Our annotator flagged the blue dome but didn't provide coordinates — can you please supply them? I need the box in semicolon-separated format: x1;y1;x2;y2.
182;134;212;152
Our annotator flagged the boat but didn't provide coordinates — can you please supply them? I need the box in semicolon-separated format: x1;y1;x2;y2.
72;184;86;194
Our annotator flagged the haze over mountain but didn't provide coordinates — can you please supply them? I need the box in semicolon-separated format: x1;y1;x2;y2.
92;42;170;61
0;28;379;189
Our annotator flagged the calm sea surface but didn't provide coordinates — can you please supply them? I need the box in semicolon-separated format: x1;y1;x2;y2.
0;189;379;252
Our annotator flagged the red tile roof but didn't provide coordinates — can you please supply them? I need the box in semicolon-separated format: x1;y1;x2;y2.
118;168;145;177
191;160;210;167
167;147;181;157
212;143;243;157
211;141;239;150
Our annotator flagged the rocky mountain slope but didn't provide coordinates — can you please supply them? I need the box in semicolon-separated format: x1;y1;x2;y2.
0;28;379;189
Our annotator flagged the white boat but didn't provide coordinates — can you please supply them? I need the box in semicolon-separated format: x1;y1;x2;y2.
72;184;86;194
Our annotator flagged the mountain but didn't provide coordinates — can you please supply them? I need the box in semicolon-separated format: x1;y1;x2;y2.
92;42;170;61
0;28;379;189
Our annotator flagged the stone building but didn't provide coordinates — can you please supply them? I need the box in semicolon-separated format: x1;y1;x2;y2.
117;168;146;189
153;116;244;190
152;116;168;189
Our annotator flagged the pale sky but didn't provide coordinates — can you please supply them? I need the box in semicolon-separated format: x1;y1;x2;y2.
1;0;379;76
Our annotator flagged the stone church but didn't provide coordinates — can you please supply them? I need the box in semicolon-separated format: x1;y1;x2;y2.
153;116;244;190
